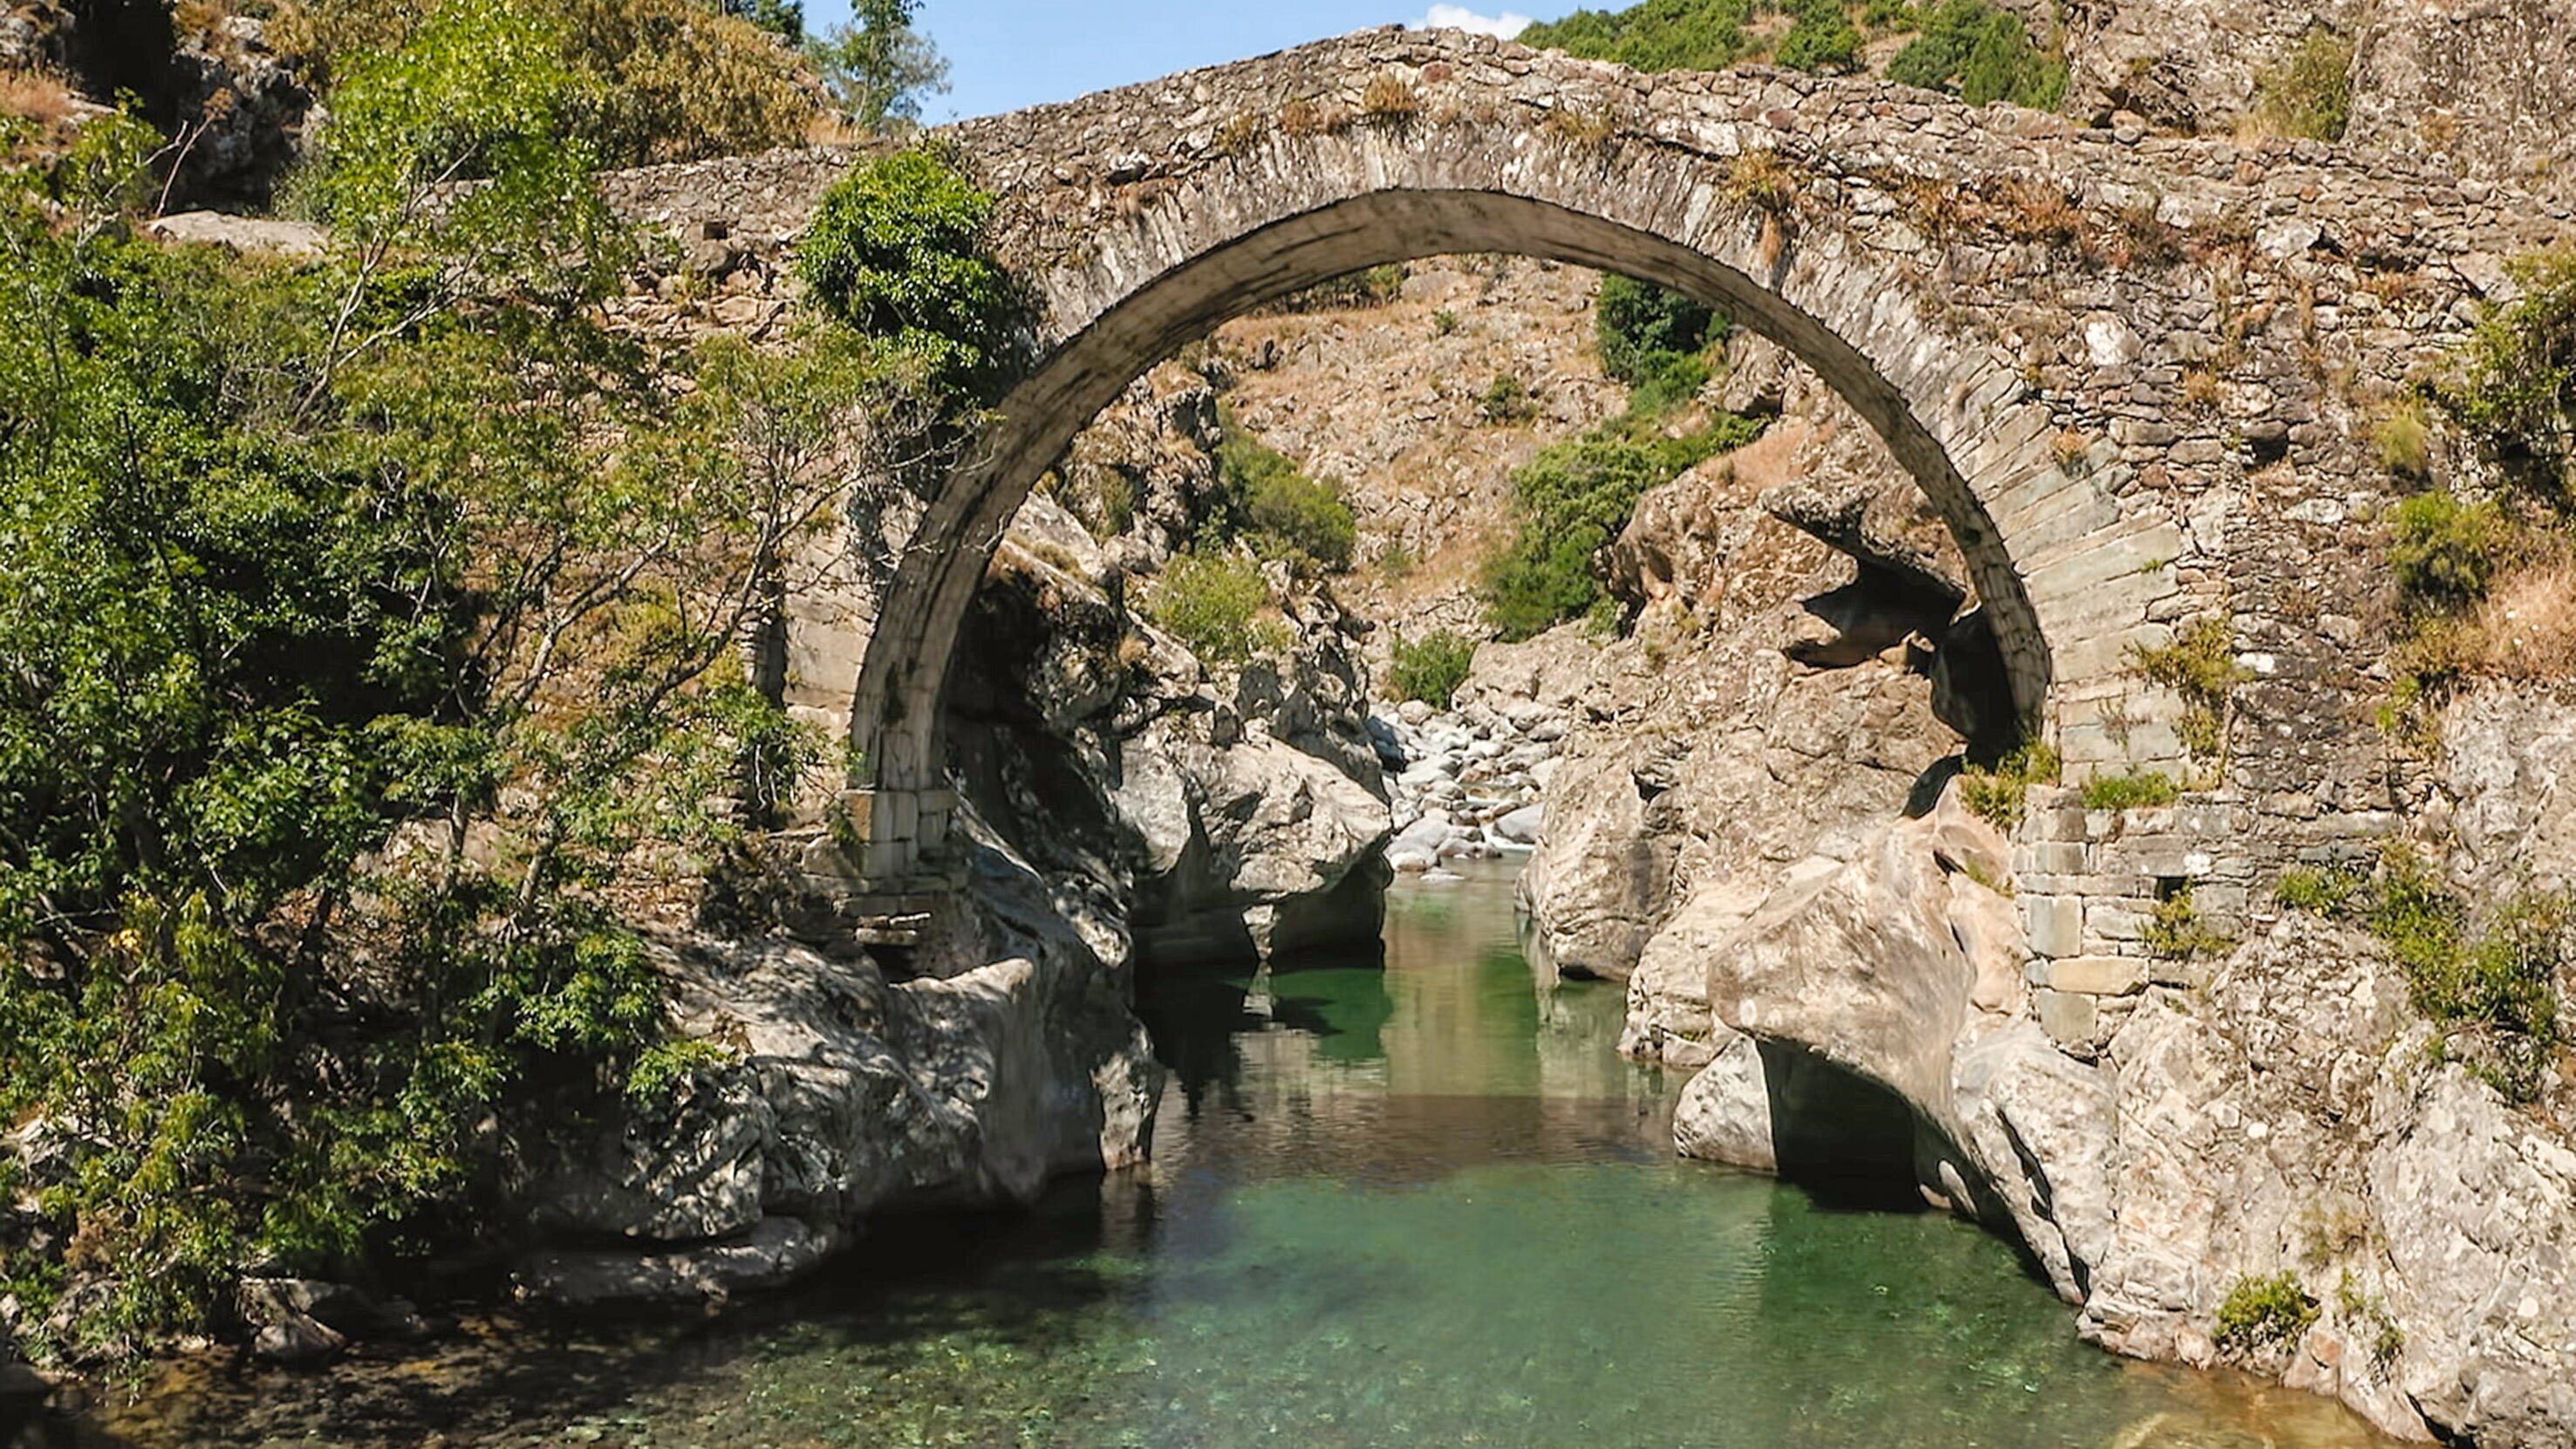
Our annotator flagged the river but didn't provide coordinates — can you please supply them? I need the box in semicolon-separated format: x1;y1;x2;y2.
104;862;2391;1448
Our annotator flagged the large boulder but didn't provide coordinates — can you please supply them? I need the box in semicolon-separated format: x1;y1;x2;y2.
516;833;1160;1303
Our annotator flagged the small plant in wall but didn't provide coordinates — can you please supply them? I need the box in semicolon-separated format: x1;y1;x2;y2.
1958;739;2061;832
2079;770;2181;811
2143;882;2232;961
2129;616;2252;775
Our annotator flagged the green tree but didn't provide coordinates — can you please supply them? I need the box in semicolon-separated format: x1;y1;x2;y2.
809;0;953;132
0;0;966;1364
1775;0;1863;72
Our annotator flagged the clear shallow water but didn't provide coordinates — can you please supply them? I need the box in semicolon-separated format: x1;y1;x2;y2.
106;864;2389;1449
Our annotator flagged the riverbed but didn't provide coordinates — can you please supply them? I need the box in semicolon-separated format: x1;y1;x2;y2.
103;863;2391;1448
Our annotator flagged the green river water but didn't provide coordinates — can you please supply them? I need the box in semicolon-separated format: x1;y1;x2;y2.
106;863;2390;1449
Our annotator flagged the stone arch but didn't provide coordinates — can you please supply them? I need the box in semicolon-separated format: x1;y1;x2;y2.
837;60;2185;876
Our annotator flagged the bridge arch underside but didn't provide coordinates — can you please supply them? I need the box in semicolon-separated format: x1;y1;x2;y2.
848;182;2170;871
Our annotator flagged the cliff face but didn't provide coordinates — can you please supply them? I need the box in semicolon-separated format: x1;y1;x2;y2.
2026;0;2576;211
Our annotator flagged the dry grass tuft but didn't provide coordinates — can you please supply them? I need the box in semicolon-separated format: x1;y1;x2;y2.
2477;557;2576;680
1360;72;1423;123
0;68;84;131
1280;97;1343;138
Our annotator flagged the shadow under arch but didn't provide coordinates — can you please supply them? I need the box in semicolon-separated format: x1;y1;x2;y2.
847;188;2054;867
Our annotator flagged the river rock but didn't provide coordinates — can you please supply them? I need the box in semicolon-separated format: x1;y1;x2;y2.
515;1216;842;1309
1485;803;1539;843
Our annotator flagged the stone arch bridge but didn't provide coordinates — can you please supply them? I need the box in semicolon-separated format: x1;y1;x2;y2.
607;26;2556;942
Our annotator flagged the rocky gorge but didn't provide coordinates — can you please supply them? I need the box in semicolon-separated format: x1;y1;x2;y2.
10;2;2576;1446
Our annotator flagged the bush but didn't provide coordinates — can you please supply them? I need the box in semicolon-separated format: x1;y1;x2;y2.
1390;632;1479;709
2144;885;2233;960
1886;0;2068;109
2250;29;2354;142
798;147;1019;397
2081;771;2181;810
2390;492;2508;611
1479;372;1539;424
282;0;818;166
2274;865;2365;915
2443;248;2576;509
2216;1273;2320;1356
1596;273;1720;386
1148;551;1273;663
2279;845;2567;1101
1215;423;1356;571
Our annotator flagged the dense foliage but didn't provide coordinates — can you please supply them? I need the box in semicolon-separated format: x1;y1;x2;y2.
1213;421;1357;574
0;0;991;1365
1595;275;1721;388
276;0;821;165
1521;0;1764;74
798;147;1020;397
1883;0;2067;108
1521;0;2021;83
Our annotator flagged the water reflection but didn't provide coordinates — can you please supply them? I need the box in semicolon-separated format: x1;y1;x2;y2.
99;862;2393;1449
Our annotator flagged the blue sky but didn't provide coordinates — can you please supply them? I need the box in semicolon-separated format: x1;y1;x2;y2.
801;2;1543;122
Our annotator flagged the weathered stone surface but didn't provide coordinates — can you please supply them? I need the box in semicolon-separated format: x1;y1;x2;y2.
145;211;327;258
516;829;1159;1303
2445;686;2576;896
1671;1028;1777;1172
1526;409;1964;990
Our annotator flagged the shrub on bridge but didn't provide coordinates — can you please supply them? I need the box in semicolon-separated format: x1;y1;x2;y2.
798;147;1020;397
